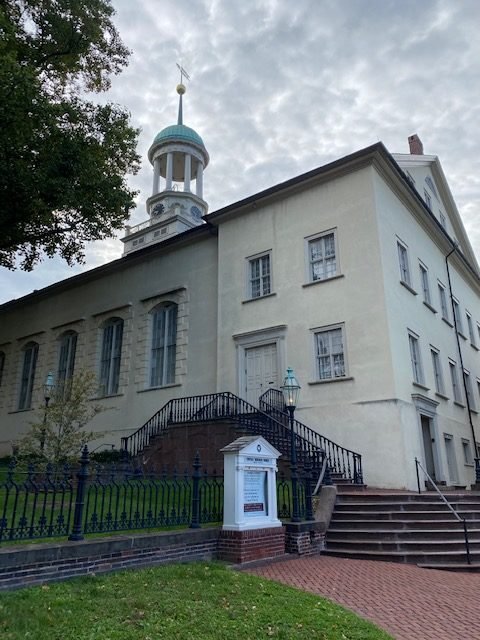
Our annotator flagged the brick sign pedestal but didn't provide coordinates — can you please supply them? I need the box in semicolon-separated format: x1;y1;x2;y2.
218;526;286;564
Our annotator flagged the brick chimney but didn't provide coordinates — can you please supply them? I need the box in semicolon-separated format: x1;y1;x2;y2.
408;134;424;155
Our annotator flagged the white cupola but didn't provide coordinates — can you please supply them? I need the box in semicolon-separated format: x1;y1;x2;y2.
122;82;209;255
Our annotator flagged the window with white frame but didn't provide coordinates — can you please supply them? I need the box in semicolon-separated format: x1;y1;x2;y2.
57;332;77;393
397;241;411;286
408;332;424;385
314;326;346;380
439;212;446;229
99;318;123;396
419;263;431;305
18;342;39;410
464;370;476;410
248;253;271;298
438;282;449;321
430;347;445;395
466;312;476;347
424;189;432;209
0;351;4;388
150;303;177;387
452;299;465;335
449;360;462;404
307;232;337;282
462;439;474;465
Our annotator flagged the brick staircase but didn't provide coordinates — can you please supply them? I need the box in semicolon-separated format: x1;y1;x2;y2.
324;492;480;571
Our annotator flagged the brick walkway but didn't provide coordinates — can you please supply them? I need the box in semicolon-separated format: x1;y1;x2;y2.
248;556;480;639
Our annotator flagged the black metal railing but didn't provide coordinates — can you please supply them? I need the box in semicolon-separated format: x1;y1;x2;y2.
121;392;328;480
0;449;223;544
415;457;471;565
0;448;313;544
259;388;363;484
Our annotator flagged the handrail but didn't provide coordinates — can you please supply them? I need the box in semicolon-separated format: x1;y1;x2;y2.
121;391;327;477
259;388;363;485
415;457;471;564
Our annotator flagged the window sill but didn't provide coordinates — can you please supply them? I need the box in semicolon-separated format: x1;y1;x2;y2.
458;331;468;340
470;407;479;414
8;408;34;414
454;401;466;408
302;274;344;288
464;463;475;468
435;392;449;401
442;317;453;328
471;343;479;351
412;381;430;391
308;376;353;386
242;292;277;304
138;383;182;393
400;280;418;295
91;393;124;400
423;301;437;314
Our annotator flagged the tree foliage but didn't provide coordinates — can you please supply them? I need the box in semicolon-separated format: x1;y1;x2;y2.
16;370;108;463
0;0;141;270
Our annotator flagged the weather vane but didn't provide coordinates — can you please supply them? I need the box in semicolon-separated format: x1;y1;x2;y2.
176;63;190;85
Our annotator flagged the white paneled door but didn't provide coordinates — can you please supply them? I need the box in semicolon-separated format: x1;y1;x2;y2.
245;343;278;406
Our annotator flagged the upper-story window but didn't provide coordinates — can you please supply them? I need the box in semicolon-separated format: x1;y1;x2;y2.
452;299;465;336
449;359;462;404
0;351;4;388
307;231;337;282
57;332;77;393
424;189;432;210
438;282;449;322
99;318;123;396
314;325;346;380
408;332;424;385
397;240;411;286
464;370;476;410
150;303;177;387
430;347;445;396
439;212;446;229
419;263;431;306
18;342;39;410
466;312;476;347
248;252;271;298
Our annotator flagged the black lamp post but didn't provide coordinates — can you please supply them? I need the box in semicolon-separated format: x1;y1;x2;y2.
281;367;301;523
41;372;55;452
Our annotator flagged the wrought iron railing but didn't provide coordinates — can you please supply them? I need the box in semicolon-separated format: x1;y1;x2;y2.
120;392;328;480
259;388;363;484
415;457;471;564
0;448;312;544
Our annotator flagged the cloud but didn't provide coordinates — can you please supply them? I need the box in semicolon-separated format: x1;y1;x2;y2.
1;0;480;302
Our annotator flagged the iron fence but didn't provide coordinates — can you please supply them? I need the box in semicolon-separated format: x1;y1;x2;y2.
0;448;313;544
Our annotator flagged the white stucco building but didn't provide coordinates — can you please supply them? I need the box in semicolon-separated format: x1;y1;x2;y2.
1;86;479;491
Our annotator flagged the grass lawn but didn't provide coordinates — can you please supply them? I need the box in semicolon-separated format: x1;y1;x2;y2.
0;562;392;640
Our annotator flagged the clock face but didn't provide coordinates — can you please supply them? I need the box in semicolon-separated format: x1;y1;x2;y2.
152;203;164;217
191;205;202;220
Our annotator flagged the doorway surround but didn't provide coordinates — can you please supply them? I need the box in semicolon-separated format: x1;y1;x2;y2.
412;393;443;485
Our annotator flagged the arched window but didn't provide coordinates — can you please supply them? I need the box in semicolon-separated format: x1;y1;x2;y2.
99;318;123;396
150;303;177;387
57;331;77;391
18;342;39;410
0;351;5;388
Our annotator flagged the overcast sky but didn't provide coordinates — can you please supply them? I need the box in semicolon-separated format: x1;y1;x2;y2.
2;0;480;303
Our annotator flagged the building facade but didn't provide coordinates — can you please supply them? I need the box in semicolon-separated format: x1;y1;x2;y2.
1;89;479;491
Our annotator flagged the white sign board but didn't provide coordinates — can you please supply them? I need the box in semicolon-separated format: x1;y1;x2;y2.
243;470;267;517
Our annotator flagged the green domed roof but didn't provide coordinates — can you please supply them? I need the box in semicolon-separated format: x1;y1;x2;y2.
153;124;205;148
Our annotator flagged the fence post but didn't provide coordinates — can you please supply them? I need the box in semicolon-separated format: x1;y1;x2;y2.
190;451;201;529
68;445;90;541
304;459;315;521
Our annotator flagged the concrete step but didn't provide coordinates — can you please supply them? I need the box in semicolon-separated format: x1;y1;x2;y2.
417;562;480;572
326;528;480;542
328;519;480;530
323;548;478;564
326;538;480;553
334;500;480;512
336;492;480;503
330;510;466;521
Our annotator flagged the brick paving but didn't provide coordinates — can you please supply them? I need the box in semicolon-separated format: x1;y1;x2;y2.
248;556;480;639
